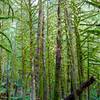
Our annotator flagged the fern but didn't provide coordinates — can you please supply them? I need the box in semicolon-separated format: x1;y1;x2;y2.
85;0;100;8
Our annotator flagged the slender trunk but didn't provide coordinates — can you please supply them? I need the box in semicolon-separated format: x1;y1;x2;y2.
0;23;2;84
6;54;10;100
46;0;51;99
87;34;90;100
31;58;36;100
20;0;26;99
75;28;84;100
29;0;36;100
39;1;44;100
35;27;40;98
42;15;48;100
54;0;62;99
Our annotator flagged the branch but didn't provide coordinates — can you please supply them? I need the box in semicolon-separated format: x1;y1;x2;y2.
64;76;96;100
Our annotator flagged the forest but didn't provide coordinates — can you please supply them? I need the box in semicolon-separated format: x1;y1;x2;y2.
0;0;100;100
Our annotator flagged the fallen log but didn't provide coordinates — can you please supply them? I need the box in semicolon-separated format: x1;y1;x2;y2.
64;76;95;100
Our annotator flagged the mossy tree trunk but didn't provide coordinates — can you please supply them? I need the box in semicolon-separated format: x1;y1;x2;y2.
64;0;79;100
37;0;44;100
28;0;36;100
0;22;2;84
46;0;50;100
20;0;26;99
54;0;62;99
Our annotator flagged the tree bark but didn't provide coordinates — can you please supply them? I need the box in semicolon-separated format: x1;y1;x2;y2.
0;22;2;84
36;0;44;100
54;0;62;99
46;0;51;100
28;0;36;100
20;0;26;99
64;1;79;100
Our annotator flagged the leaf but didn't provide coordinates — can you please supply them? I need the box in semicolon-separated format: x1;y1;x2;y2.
86;29;100;35
85;0;100;8
0;31;12;49
0;16;21;22
0;44;11;53
0;0;14;16
80;13;98;21
0;16;15;20
0;87;6;93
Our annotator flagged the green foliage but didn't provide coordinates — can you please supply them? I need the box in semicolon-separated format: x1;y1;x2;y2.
86;0;100;8
0;16;14;20
0;0;99;100
0;44;11;53
0;87;6;93
0;31;12;49
86;28;100;35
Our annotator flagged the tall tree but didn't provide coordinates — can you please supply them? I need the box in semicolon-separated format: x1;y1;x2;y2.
71;1;84;99
0;22;2;84
20;0;26;99
38;0;44;99
28;0;36;100
54;0;62;99
64;0;79;100
87;33;90;100
46;0;51;99
35;0;44;99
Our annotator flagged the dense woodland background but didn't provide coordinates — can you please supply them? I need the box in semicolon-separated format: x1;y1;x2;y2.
0;0;100;100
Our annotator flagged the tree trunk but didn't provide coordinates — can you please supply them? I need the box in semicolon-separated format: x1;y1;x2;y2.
28;0;36;100
20;0;26;99
46;0;50;100
72;1;84;99
64;1;79;100
87;34;90;100
42;14;48;100
36;0;44;100
54;0;62;99
0;22;2;84
64;9;72;96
